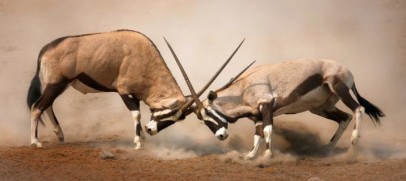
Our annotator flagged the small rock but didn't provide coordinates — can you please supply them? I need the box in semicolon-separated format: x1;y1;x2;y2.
307;176;323;181
100;151;115;160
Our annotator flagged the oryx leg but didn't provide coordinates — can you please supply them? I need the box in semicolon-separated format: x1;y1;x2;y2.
121;94;143;150
329;79;364;145
333;81;364;144
31;82;68;147
44;106;64;142
261;102;275;158
245;121;264;159
310;107;352;150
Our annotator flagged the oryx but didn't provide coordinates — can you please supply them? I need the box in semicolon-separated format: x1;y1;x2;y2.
27;29;243;148
168;55;384;159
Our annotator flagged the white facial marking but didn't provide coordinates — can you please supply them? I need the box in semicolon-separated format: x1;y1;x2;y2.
153;109;172;117
207;106;228;124
153;109;182;121
146;120;158;135
200;109;218;125
215;127;229;139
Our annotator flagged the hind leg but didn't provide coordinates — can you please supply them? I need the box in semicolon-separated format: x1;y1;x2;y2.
311;107;352;150
31;82;68;147
121;94;143;150
328;78;364;145
44;106;64;142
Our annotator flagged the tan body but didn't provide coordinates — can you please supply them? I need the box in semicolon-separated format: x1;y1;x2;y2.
199;59;383;159
28;30;187;148
212;59;353;117
41;30;185;109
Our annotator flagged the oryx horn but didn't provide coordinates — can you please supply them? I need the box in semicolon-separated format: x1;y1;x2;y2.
164;38;245;114
163;37;204;112
216;60;256;92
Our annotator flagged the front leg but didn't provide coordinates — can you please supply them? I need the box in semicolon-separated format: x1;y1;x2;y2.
245;121;264;159
261;102;274;158
121;95;143;150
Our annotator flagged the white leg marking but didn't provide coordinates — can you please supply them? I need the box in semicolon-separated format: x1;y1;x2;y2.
30;109;42;148
351;107;364;144
263;125;273;158
131;111;142;149
245;135;263;159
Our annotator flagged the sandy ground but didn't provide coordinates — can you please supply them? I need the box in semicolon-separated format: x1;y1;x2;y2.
0;142;405;181
1;135;405;181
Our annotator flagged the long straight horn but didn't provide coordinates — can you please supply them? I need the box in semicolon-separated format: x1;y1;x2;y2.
163;38;204;112
195;39;245;97
216;60;256;92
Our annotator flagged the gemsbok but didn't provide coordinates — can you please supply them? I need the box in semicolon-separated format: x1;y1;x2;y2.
27;29;243;148
167;51;384;159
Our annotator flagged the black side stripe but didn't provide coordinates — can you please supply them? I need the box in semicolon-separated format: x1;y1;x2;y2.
76;73;115;92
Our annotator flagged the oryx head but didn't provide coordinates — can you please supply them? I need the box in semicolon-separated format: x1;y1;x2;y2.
162;38;253;140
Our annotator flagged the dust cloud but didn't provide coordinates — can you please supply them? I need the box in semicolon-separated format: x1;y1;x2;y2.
0;0;405;162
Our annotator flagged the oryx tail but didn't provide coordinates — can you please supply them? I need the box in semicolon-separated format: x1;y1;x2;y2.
27;51;43;110
351;83;384;124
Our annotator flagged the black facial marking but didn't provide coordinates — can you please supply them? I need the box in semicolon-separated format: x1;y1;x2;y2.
204;121;219;134
157;121;176;132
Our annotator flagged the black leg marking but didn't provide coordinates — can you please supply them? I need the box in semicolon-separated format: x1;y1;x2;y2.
311;107;352;147
260;101;275;157
121;94;144;149
34;82;69;111
331;78;360;112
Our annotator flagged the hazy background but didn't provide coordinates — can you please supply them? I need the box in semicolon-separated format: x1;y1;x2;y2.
0;0;405;160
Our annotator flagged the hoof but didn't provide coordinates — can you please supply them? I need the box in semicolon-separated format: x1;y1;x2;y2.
245;153;256;160
263;150;273;159
58;136;65;142
134;143;142;150
351;136;360;145
31;142;43;148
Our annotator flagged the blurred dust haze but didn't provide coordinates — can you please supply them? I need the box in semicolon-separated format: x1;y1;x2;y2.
0;0;405;160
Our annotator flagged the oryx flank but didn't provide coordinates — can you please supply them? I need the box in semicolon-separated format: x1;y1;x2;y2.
27;29;242;148
171;58;384;159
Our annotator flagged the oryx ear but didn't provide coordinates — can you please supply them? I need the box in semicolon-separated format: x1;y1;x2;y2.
208;91;218;101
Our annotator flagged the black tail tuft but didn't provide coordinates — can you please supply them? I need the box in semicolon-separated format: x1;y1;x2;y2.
352;84;385;125
27;55;45;126
27;60;42;109
27;74;41;109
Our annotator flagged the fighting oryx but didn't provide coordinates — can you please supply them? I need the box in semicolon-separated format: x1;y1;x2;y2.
27;29;243;148
168;54;384;159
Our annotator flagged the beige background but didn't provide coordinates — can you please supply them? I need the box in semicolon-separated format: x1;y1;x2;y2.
0;0;405;159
